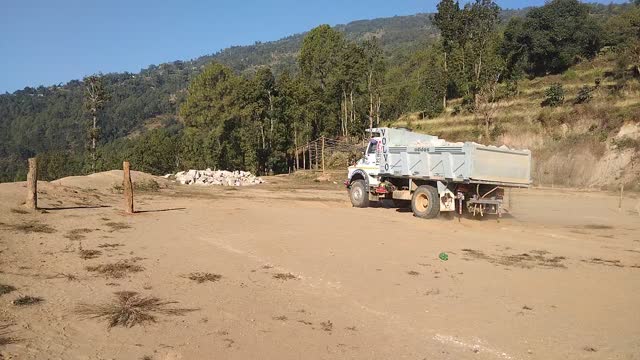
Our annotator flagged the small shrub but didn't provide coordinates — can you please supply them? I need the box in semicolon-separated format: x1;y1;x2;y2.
536;108;559;127
612;137;640;151
574;85;593;104
541;83;565;107
76;291;196;328
462;94;476;113
562;69;578;81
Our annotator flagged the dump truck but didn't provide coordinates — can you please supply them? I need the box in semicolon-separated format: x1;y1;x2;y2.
345;127;531;219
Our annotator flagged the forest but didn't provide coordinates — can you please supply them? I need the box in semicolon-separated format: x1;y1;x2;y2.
0;0;638;181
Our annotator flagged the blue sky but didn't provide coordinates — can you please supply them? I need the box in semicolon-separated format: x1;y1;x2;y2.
0;0;628;93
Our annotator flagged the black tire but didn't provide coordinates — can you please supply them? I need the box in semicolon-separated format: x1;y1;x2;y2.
411;185;440;219
349;180;370;208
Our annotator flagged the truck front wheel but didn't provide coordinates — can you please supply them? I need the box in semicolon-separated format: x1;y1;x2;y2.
349;180;370;208
411;185;440;219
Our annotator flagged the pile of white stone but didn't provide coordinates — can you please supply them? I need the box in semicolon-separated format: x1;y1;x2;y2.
166;169;265;186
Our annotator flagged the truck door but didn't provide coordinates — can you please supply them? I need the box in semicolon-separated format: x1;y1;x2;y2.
365;139;379;166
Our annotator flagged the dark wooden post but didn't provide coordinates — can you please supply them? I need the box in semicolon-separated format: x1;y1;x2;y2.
26;158;38;210
314;141;318;170
321;136;325;174
123;161;134;214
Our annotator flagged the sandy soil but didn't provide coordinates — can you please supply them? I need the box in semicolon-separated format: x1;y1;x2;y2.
0;172;639;360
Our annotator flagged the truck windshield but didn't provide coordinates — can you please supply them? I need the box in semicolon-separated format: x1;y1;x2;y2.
367;140;378;155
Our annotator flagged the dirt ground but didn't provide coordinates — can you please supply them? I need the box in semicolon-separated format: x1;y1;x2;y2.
0;171;639;360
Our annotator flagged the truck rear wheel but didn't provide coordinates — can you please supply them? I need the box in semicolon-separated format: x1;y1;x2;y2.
411;185;440;219
349;180;370;208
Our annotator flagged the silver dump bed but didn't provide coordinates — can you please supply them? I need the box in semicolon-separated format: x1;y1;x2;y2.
375;128;531;187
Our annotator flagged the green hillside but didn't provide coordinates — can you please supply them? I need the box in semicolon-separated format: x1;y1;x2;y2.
393;53;640;189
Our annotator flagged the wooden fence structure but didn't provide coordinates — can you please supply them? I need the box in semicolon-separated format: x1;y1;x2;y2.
293;136;365;173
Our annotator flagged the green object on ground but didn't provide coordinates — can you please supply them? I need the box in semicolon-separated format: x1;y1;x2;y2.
439;252;448;261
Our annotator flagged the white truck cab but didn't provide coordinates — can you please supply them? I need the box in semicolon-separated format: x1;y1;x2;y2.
346;136;381;189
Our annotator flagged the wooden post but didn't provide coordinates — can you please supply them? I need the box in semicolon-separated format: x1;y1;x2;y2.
619;184;624;212
508;188;512;211
25;157;38;210
321;136;325;174
314;141;318;170
303;146;306;170
123;161;134;214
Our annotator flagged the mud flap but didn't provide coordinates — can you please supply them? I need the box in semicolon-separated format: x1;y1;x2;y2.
437;181;456;212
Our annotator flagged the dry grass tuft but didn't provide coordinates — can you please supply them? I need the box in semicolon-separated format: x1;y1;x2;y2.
320;320;333;332
0;221;56;234
582;224;614;230
47;273;79;281
407;270;421;276
0;284;17;296
0;322;18;346
582;257;625;268
98;243;124;249
79;249;102;260
76;291;197;328
184;272;222;283
12;295;44;306
461;249;567;269
64;228;94;241
86;258;144;278
105;222;132;232
273;273;298;281
59;273;79;281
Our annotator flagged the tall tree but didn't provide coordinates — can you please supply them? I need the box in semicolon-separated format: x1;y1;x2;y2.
83;75;110;173
299;25;345;92
465;0;501;105
337;42;366;136
245;67;278;173
180;62;244;170
362;40;385;131
502;0;602;76
433;0;463;108
299;24;347;138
